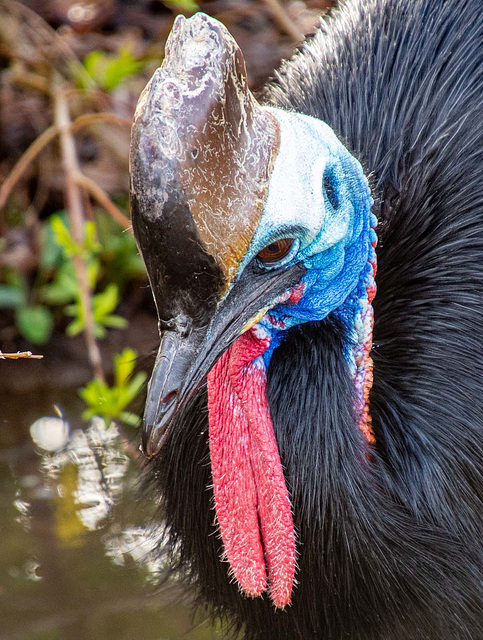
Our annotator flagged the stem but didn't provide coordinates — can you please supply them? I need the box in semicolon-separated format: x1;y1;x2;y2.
72;112;132;131
0;125;59;212
261;0;305;43
10;65;50;94
74;172;131;231
0;112;131;215
0;351;43;359
52;72;104;381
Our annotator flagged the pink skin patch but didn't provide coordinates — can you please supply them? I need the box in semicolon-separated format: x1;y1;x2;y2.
207;327;296;608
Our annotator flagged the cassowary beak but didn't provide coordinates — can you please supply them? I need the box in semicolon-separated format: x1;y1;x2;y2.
141;330;191;458
141;260;303;458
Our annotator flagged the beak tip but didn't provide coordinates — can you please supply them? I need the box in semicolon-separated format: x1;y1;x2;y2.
141;419;170;459
141;425;158;459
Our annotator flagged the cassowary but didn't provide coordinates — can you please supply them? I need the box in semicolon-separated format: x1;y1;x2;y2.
129;1;483;638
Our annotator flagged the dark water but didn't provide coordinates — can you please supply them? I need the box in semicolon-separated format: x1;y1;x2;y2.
0;390;225;640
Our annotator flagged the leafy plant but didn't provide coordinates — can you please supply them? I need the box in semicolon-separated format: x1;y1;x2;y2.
95;211;145;286
81;47;143;92
41;214;129;337
40;261;85;307
15;305;54;345
0;209;141;345
79;348;147;426
0;271;54;345
49;214;100;259
65;282;127;338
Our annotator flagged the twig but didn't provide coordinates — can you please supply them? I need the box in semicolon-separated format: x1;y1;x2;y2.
52;72;104;381
72;112;132;132
0;113;131;222
0;0;96;89
261;0;305;43
73;172;132;231
10;65;50;94
0;350;43;359
0;124;59;212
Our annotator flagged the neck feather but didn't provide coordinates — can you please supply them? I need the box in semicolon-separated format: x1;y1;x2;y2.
337;218;377;443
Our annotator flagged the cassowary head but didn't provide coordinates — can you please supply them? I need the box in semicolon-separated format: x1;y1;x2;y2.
130;13;376;609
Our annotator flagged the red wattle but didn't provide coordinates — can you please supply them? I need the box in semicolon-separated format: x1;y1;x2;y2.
207;328;296;608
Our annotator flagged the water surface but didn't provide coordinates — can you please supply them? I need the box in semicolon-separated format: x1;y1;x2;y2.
0;389;225;640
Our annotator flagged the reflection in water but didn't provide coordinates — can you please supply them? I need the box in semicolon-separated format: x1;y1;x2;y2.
104;526;167;585
30;417;70;453
0;413;224;640
27;416;162;565
33;417;130;532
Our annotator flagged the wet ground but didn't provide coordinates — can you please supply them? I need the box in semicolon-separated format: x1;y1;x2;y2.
0;387;226;640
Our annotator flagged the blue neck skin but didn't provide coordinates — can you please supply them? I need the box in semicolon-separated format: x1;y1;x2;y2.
249;120;376;370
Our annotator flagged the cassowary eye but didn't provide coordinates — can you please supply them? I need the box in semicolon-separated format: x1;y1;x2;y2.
256;238;295;267
323;172;339;209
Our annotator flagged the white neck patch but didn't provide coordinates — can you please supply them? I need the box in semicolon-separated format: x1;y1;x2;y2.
240;107;354;271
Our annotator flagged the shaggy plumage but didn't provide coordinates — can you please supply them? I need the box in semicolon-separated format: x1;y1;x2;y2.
145;0;483;637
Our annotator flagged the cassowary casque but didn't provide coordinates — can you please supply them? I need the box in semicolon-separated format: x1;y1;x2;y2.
129;0;483;638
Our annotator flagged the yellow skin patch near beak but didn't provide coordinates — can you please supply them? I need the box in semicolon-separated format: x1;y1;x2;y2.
242;307;271;334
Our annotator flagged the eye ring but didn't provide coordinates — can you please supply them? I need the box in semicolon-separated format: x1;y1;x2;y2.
256;238;299;270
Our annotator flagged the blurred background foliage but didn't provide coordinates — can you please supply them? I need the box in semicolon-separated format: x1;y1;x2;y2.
0;3;332;638
0;0;332;426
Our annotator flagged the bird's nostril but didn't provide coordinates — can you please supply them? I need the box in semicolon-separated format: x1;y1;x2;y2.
162;390;178;407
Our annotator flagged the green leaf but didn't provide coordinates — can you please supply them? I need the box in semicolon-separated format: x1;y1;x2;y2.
91;284;127;334
79;349;146;425
65;315;84;337
87;260;100;289
79;378;108;407
84;221;102;254
103;48;142;91
123;372;148;405
163;0;199;12
41;214;66;269
16;305;54;344
100;314;128;329
82;50;104;83
114;348;136;387
93;323;107;339
0;285;25;308
119;411;141;427
50;215;100;260
83;48;143;92
95;211;146;284
51;215;78;255
6;270;25;291
92;283;119;320
40;262;79;305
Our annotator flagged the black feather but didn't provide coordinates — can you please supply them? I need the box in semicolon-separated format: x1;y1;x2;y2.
146;0;483;637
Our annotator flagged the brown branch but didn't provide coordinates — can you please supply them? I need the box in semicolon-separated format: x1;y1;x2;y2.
52;72;104;381
9;65;50;94
0;112;131;217
0;0;96;89
73;172;131;231
261;0;305;43
0;124;59;212
72;112;132;132
0;350;43;359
